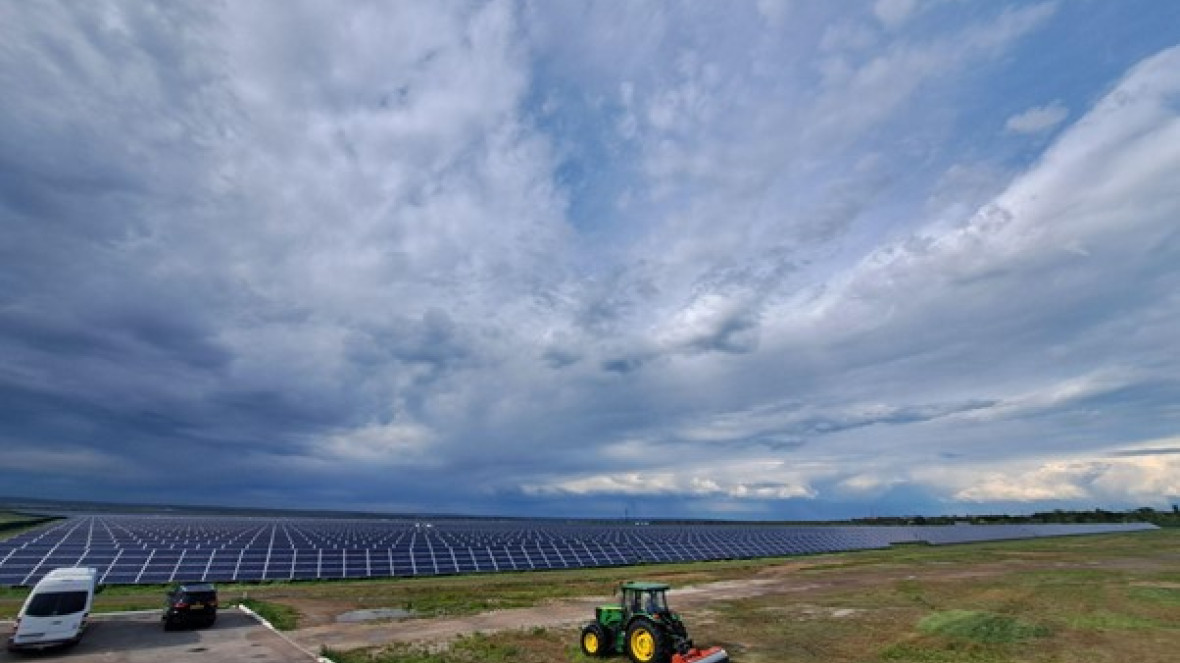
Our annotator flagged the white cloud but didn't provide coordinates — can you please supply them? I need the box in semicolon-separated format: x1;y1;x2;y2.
755;0;791;28
952;463;1096;502
948;371;1137;423
525;469;815;501
836;473;905;496
323;422;437;465
769;45;1180;351
874;0;918;30
655;293;760;354
820;22;879;53
939;455;1180;505
1091;456;1180;501
895;434;1180;506
812;3;1058;142
1005;101;1069;134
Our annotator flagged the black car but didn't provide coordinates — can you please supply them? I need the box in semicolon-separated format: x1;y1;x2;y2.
162;583;218;630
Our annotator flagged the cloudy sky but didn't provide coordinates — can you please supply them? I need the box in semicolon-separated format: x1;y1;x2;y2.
2;1;1179;520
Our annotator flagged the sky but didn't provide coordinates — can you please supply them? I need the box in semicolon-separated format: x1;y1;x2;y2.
2;1;1180;520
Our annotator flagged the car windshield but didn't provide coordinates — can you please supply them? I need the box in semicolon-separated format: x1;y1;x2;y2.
25;591;88;617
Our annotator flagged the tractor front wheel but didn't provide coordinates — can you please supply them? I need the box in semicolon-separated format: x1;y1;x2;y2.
626;619;668;663
581;623;611;657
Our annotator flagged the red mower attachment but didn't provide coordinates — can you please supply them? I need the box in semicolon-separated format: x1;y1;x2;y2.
672;645;730;663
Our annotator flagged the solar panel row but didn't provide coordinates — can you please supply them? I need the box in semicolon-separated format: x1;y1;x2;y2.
0;516;1155;587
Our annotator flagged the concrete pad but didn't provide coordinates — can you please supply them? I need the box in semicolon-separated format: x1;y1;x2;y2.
2;610;313;663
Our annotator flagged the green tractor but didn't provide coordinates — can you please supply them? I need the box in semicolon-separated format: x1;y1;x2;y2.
579;581;729;663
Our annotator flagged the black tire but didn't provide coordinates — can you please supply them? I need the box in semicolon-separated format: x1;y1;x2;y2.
206;613;217;627
581;622;610;657
625;619;669;663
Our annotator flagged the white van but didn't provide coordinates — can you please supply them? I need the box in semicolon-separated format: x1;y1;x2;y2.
7;567;98;652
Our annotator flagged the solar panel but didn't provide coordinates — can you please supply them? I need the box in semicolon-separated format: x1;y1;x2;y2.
0;514;1158;587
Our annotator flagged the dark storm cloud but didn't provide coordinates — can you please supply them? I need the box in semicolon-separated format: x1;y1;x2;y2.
601;357;647;374
541;346;582;369
674;399;1000;448
345;310;471;376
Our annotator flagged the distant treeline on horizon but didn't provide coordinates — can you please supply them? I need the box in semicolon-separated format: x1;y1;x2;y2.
852;506;1180;528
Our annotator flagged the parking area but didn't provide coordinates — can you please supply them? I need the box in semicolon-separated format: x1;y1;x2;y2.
2;610;313;663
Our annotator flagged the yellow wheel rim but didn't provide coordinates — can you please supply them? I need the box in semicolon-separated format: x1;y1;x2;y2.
630;628;655;662
583;631;599;654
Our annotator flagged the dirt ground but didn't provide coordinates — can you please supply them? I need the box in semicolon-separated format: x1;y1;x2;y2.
287;552;1180;653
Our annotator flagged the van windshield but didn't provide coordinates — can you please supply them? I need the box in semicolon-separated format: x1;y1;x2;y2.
25;591;88;617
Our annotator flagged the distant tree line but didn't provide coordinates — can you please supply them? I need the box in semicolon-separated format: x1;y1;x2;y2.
852;506;1180;528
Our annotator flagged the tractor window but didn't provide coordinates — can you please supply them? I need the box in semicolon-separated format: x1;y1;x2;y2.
646;591;668;613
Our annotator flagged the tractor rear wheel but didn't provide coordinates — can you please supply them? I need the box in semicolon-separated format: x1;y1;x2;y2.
581;623;611;657
626;619;669;663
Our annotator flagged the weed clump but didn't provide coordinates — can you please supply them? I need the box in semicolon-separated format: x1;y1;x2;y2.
918;609;1049;643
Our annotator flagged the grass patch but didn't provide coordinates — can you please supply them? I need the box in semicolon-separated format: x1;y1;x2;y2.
216;556;801;620
1063;610;1163;630
879;641;1011;662
239;598;299;630
0;511;30;525
94;602;161;613
918;610;1050;643
1129;586;1180;605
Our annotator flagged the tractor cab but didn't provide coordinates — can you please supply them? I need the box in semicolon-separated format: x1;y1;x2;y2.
621;581;671;619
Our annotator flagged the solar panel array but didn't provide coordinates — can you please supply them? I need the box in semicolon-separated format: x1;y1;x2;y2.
0;515;1156;587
